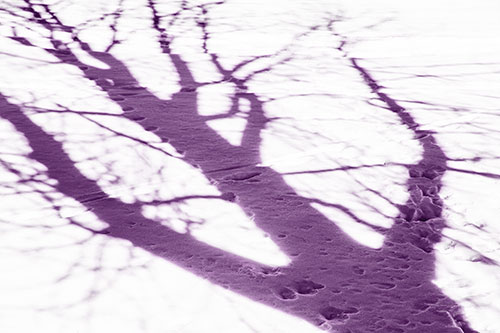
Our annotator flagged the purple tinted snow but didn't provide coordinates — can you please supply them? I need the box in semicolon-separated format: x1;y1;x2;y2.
0;2;482;332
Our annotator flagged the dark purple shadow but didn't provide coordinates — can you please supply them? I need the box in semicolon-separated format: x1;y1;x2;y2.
0;2;481;332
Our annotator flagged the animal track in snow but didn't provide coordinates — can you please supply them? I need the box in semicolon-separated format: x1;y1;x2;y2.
293;280;325;295
319;306;359;321
352;266;366;275
277;287;297;300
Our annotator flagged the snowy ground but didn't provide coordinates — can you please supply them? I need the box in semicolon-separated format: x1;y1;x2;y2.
1;0;500;332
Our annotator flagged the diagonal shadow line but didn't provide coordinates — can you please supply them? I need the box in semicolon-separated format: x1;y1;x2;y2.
341;40;477;333
0;92;278;292
0;89;368;329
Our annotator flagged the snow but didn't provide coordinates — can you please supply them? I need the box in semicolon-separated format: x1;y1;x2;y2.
1;0;500;332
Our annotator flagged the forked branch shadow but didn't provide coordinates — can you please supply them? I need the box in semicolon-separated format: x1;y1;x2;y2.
0;1;481;331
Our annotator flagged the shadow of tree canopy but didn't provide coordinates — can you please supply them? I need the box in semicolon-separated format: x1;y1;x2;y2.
0;0;491;332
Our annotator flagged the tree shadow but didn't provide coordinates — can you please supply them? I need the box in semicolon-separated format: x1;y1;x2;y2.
0;1;485;332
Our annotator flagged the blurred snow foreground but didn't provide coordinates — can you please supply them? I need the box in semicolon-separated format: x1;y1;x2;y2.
1;0;500;332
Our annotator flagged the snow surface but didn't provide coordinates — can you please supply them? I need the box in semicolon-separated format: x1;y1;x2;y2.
1;0;500;332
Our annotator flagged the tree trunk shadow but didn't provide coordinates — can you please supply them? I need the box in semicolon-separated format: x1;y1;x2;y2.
0;2;478;331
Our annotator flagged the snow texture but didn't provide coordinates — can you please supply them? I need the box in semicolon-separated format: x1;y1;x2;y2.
1;0;499;332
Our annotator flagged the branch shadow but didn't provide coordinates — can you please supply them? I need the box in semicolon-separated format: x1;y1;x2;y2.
0;2;486;332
